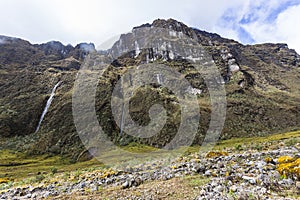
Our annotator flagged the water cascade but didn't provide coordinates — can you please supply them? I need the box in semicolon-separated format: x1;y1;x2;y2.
156;74;163;84
35;81;62;133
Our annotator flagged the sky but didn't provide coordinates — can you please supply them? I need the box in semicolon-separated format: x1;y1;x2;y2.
1;0;300;53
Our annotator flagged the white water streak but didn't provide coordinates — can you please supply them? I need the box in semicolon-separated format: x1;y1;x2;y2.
35;81;62;133
156;74;162;84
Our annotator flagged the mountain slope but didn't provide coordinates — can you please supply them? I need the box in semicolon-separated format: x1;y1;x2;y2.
0;19;299;159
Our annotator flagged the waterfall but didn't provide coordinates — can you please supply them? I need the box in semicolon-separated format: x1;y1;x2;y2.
134;41;140;58
146;54;149;64
119;76;125;136
156;74;163;84
129;74;133;86
35;81;62;133
119;102;125;136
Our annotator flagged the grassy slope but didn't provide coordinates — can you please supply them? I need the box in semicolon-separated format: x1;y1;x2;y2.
0;130;299;196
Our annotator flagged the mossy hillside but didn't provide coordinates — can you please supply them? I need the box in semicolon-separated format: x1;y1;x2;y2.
1;55;298;159
0;37;93;158
95;56;299;148
95;62;209;147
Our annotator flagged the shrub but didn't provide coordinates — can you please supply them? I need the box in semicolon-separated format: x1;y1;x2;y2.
277;156;294;164
206;151;229;158
0;178;9;184
51;167;58;174
276;156;300;180
35;174;45;182
234;144;243;151
284;138;300;147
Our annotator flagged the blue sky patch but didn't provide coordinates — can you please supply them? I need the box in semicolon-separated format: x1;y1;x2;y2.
266;1;300;22
237;27;255;44
219;0;300;45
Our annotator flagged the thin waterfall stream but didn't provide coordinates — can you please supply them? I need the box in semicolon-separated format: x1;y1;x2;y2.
35;81;62;133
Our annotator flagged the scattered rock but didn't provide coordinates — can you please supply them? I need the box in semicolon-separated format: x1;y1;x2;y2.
242;176;257;184
1;146;299;199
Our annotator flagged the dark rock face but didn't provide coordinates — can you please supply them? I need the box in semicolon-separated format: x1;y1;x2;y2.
35;41;72;60
0;19;299;158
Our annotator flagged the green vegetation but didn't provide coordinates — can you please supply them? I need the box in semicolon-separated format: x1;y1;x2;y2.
285;137;300;147
215;130;300;149
121;142;158;153
0;129;299;191
0;150;103;184
175;130;300;155
184;175;210;187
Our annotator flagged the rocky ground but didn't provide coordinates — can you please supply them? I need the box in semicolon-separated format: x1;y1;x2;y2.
0;139;299;200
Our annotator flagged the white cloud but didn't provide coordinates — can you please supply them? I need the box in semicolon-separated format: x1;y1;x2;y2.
0;0;243;46
0;0;299;53
215;0;300;53
271;5;300;52
241;4;300;53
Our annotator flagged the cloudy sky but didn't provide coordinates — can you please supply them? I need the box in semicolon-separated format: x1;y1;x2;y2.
1;0;300;53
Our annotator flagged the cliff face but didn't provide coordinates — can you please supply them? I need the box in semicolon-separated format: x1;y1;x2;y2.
0;19;299;159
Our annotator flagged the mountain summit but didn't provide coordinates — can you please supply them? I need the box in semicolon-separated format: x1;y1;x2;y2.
0;19;299;159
